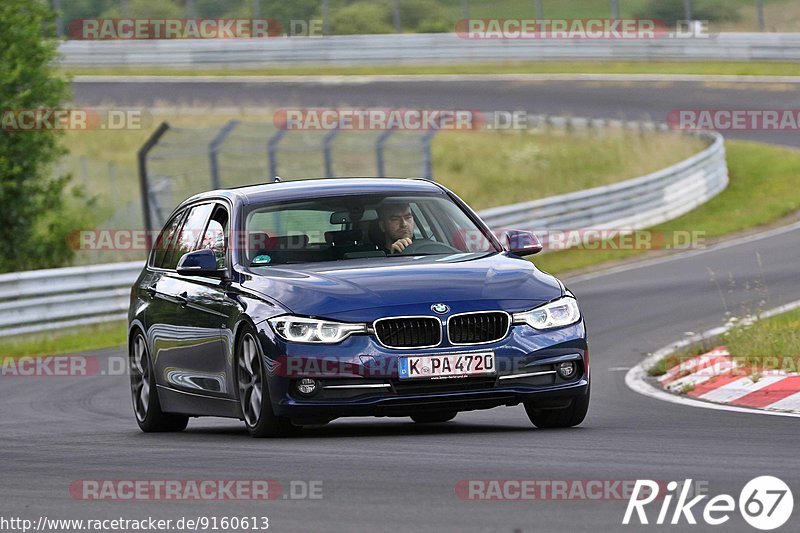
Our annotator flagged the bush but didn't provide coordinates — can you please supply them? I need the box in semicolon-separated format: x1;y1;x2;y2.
398;0;451;33
635;0;741;25
0;0;87;272
332;2;394;35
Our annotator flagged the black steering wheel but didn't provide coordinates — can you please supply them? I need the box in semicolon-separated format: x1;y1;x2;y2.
399;239;459;255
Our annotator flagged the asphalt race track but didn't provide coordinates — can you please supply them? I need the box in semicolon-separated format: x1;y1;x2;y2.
1;78;799;532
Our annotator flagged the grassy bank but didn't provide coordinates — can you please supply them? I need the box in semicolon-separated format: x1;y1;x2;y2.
721;308;800;363
432;128;704;209
649;307;800;376
63;60;800;78
534;140;800;274
0;320;127;359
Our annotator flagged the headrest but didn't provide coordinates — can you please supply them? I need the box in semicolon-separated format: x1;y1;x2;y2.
325;229;361;245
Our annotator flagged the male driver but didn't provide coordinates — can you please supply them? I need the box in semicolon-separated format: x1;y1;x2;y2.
378;202;415;254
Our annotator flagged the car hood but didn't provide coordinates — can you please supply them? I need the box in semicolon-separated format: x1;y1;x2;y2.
241;253;563;320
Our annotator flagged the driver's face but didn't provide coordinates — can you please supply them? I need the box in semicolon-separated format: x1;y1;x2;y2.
380;206;414;241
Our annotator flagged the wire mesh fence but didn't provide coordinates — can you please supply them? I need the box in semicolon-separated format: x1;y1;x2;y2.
140;121;436;231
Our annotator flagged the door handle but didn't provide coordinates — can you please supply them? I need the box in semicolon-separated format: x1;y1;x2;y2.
146;284;157;297
177;291;189;306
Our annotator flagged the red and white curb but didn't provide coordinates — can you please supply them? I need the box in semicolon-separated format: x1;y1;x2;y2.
658;346;800;413
625;299;800;418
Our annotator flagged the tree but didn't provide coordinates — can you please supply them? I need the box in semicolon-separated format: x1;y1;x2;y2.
0;0;75;272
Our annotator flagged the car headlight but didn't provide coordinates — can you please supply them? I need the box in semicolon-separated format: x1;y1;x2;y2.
268;316;367;344
512;297;581;330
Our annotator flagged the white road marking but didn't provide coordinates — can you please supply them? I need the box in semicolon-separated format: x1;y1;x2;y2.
697;375;785;403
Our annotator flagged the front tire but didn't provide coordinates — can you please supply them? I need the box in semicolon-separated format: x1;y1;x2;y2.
129;331;189;433
410;411;457;424
524;391;589;429
236;327;298;438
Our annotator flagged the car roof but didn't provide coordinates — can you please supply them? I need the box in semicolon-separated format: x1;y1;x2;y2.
182;177;444;207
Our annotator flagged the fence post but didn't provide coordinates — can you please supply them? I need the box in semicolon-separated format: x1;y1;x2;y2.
267;129;287;180
137;122;170;238
375;128;396;177
756;0;765;31
392;0;401;33
52;0;63;37
322;0;330;36
323;129;339;178
208;120;240;189
421;130;438;180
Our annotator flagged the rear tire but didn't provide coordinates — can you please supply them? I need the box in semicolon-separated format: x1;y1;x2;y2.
236;326;298;438
129;331;189;433
410;411;457;424
524;391;589;429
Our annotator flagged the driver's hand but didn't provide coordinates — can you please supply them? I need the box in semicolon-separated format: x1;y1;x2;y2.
390;238;413;254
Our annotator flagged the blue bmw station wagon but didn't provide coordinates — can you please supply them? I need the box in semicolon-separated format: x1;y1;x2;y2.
128;178;589;437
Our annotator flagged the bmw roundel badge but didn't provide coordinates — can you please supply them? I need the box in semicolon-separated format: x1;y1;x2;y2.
431;303;450;315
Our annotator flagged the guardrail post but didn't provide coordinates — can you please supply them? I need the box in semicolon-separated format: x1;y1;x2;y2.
208;120;240;189
375;127;396;177
137;122;170;239
267;129;287;180
323;129;339;178
421;129;438;180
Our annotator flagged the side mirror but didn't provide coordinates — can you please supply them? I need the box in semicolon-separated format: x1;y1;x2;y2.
176;249;227;278
504;230;543;256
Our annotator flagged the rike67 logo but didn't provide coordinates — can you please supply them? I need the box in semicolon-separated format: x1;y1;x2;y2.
624;477;793;530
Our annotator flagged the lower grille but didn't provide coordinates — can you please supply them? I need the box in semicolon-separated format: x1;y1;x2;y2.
448;312;510;345
374;317;441;348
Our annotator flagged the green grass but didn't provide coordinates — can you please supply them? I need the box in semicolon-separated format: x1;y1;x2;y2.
432;128;705;210
533;139;800;275
722;308;800;363
649;307;800;377
62;60;800;78
0;320;127;359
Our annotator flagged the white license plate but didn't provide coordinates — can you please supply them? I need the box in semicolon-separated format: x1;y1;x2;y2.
398;351;495;380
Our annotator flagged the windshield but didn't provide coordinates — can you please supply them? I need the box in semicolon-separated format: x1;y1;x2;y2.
241;192;500;266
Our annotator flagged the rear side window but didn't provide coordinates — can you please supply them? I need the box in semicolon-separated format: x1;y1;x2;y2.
162;203;214;270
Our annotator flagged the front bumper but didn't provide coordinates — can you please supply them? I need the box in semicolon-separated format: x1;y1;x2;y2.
274;379;588;420
256;320;589;420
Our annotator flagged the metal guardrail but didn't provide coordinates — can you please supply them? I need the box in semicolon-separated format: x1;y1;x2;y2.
0;261;141;337
59;33;800;67
0;122;727;338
